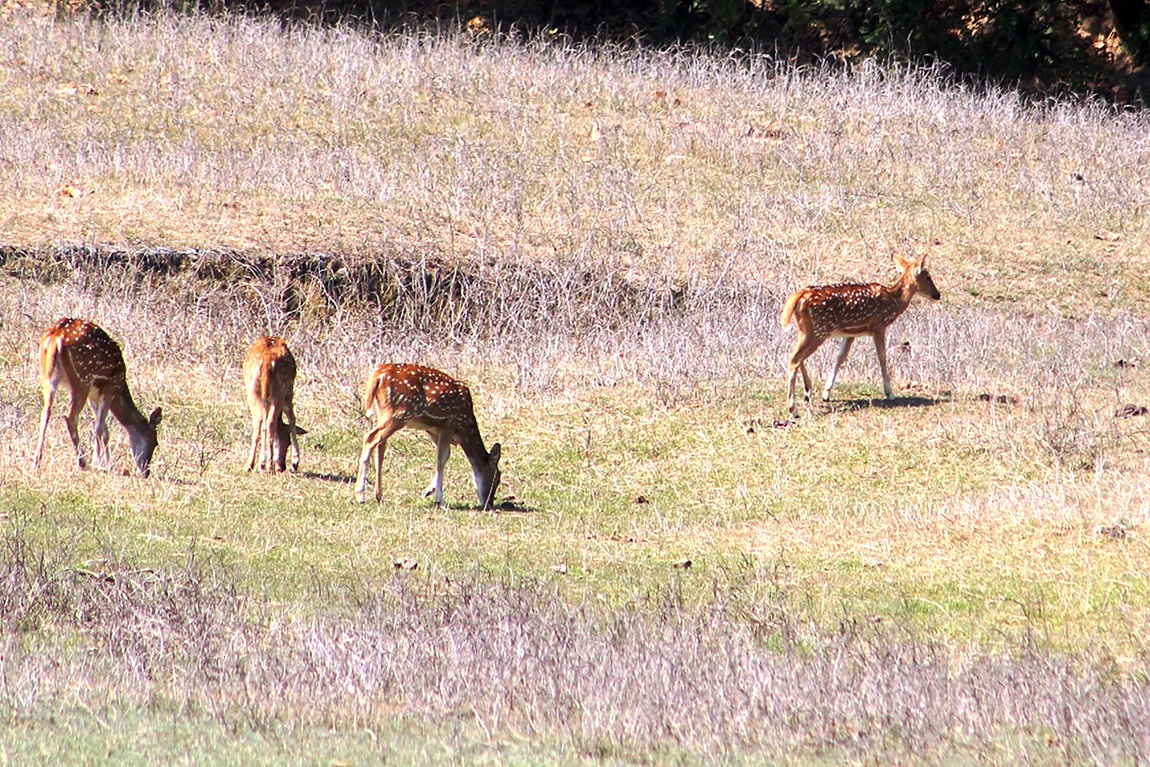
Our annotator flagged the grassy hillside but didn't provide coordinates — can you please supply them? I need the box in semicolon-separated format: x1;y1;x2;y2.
1;9;1149;765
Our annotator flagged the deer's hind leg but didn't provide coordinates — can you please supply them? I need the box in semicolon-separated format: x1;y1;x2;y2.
786;334;823;415
34;376;61;470
88;390;112;469
246;404;264;472
263;401;283;473
355;418;403;503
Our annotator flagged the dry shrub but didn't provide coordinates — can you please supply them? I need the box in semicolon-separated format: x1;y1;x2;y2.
1;526;1148;762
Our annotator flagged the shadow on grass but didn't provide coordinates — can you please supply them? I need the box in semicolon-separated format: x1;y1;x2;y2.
348;495;535;513
438;499;536;514
827;394;946;413
299;470;356;483
841;395;938;413
782;394;946;420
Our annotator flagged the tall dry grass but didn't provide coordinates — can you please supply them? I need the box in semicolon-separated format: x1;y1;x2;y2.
1;529;1148;763
1;11;1148;315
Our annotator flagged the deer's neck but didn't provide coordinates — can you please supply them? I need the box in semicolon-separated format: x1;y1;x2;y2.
455;417;493;467
106;384;150;435
881;278;918;317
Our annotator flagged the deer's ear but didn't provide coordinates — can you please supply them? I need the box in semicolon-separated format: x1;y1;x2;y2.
892;250;912;270
149;407;163;429
489;443;501;466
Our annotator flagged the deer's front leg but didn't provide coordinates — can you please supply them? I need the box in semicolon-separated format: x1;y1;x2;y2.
873;329;893;398
34;386;57;470
91;398;111;469
423;432;451;506
823;337;854;402
284;403;301;473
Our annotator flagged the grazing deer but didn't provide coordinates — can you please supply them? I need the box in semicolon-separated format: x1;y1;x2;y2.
780;252;940;415
355;364;502;509
34;318;162;476
243;336;305;473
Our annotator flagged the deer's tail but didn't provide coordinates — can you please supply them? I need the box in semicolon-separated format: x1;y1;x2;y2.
364;369;385;418
779;291;801;328
38;332;63;384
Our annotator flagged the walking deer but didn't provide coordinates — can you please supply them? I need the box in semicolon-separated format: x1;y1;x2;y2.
243;336;305;473
355;364;502;509
780;252;940;415
34;318;163;476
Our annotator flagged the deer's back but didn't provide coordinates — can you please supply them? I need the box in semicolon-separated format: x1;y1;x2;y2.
42;318;127;389
795;283;902;338
244;337;296;404
370;363;478;434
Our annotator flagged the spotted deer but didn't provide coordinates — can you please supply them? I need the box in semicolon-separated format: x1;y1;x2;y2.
355;364;502;508
243;336;306;473
34;318;163;476
780;252;940;415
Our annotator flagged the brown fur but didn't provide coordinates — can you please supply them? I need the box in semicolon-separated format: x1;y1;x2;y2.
355;363;502;508
243;336;303;473
34;318;162;476
782;253;941;414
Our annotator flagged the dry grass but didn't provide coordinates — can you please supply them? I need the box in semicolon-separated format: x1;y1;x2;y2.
1;12;1149;315
1;8;1150;764
2;532;1149;765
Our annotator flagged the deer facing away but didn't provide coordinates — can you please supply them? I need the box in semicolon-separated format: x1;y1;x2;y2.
780;252;940;415
34;318;163;476
355;364;502;509
243;336;306;473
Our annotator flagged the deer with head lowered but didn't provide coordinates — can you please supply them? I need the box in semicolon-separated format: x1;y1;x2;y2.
34;318;163;476
780;252;940;415
355;364;502;509
243;336;306;473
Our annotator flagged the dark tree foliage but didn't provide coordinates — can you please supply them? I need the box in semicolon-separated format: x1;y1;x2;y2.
98;0;1150;101
1108;0;1150;59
